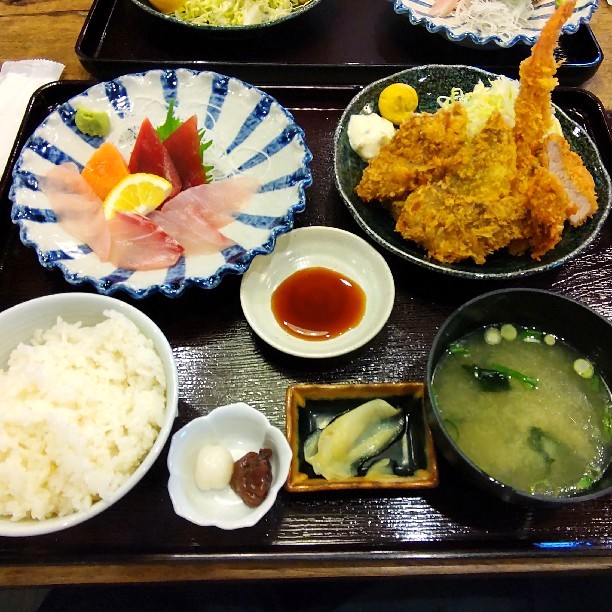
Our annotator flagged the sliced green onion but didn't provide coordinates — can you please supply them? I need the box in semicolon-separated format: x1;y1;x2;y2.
544;334;556;346
574;358;594;379
484;327;502;345
500;324;517;341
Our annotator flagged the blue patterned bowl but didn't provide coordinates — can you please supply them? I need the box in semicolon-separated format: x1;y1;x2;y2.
9;69;312;298
389;0;598;48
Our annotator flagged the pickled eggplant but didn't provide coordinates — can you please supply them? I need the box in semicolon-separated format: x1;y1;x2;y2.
304;398;405;480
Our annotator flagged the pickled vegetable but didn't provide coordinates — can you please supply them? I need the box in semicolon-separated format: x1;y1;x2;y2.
305;398;405;480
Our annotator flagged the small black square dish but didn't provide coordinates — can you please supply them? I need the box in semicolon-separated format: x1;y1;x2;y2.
285;382;438;492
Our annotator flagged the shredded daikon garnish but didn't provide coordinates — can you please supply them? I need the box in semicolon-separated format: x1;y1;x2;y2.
446;0;535;43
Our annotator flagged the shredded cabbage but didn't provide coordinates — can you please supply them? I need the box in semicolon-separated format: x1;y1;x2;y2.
174;0;305;25
437;76;562;138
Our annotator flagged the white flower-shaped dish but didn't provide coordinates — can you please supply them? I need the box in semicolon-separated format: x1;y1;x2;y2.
390;0;598;48
9;69;312;298
240;226;395;358
167;402;291;530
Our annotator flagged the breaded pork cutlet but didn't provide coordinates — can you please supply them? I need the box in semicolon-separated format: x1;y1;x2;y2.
355;103;468;203
394;111;521;264
543;133;598;226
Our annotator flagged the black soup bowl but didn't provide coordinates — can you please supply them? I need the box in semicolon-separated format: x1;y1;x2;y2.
425;288;612;507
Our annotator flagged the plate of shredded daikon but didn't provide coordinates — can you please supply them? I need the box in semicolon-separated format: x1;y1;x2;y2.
389;0;598;48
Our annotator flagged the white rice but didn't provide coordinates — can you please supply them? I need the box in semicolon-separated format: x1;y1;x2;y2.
0;309;167;521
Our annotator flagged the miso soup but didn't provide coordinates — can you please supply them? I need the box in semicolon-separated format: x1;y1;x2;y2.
432;324;612;497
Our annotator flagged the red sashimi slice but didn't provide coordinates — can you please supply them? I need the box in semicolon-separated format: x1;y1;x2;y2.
149;176;259;255
163;115;208;189
40;163;111;261
128;118;182;200
107;212;184;271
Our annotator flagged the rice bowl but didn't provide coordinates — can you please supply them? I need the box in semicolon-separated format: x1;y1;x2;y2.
0;293;178;537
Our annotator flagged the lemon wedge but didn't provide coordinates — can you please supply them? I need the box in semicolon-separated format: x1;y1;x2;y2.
378;83;419;125
103;173;173;220
148;0;184;13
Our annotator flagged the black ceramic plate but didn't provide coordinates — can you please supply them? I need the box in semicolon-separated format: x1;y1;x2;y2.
333;65;612;280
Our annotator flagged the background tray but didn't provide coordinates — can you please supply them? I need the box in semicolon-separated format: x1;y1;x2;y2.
75;0;603;86
1;81;612;574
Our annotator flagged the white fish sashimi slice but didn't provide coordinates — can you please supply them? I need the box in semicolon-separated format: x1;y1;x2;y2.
148;207;231;255
151;176;260;255
107;212;184;271
40;163;111;261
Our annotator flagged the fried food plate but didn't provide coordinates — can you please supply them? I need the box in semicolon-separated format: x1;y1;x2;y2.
333;64;611;280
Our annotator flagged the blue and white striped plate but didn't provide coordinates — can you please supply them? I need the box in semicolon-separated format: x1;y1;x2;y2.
9;69;313;298
390;0;598;48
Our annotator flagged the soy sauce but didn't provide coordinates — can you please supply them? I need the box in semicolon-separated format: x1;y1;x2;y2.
271;267;366;341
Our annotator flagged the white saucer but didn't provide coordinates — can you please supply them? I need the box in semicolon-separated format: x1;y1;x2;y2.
240;226;395;358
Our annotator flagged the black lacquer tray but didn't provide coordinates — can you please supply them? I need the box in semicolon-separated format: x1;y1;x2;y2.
75;0;603;86
1;81;612;575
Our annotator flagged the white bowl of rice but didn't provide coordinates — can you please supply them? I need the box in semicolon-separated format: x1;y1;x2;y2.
0;293;178;537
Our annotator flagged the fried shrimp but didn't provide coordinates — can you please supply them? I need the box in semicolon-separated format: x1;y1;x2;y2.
512;0;576;171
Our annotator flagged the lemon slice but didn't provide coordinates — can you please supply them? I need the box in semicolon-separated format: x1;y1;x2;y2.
103;173;173;220
378;83;419;125
148;0;185;12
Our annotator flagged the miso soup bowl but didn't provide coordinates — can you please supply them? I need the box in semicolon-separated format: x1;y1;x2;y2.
425;288;612;507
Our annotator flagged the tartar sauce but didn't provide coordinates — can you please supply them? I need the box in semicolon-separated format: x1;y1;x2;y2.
347;113;395;161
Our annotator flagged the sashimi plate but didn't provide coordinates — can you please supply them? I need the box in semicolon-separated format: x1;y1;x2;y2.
389;0;598;48
333;65;612;280
9;69;312;298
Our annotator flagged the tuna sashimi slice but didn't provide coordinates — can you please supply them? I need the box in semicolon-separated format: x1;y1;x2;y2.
129;118;182;200
150;176;259;255
107;212;184;271
163;115;208;190
40;163;111;261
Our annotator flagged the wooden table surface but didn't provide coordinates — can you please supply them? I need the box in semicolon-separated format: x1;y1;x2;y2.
0;1;611;107
1;0;612;588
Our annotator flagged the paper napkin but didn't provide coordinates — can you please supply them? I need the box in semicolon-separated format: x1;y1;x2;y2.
0;59;65;180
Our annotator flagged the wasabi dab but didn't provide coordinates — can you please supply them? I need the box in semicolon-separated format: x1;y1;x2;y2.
75;107;111;137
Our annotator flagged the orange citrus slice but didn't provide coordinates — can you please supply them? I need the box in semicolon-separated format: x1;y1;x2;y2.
82;142;130;201
378;83;419;125
103;173;173;220
148;0;185;12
